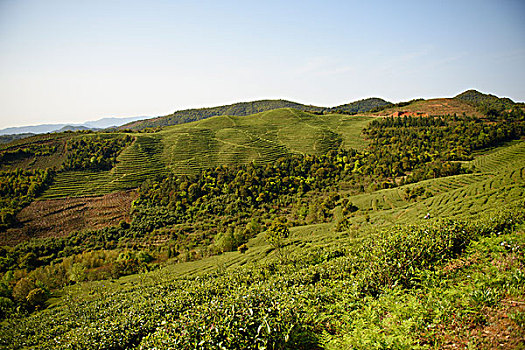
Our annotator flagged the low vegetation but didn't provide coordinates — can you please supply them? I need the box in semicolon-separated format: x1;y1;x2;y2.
0;206;523;349
122;98;391;131
0;90;524;348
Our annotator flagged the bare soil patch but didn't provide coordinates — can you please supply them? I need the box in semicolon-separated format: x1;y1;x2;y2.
373;98;484;118
0;190;138;246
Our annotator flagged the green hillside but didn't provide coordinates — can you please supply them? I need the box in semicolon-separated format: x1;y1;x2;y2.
2;145;524;348
340;140;525;224
159;109;374;174
122;98;390;131
330;97;392;114
39;109;375;198
455;89;518;118
1;92;525;349
455;89;515;107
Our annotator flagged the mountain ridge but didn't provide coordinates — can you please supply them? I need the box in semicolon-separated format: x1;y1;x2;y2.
120;98;392;130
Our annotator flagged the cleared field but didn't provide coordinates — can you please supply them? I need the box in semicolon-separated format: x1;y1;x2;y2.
1;190;138;246
372;98;484;117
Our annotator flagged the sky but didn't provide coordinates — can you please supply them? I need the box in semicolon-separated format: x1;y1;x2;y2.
0;0;524;129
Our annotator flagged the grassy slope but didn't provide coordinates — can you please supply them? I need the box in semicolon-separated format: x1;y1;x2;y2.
3;140;524;349
41;109;376;198
344;140;525;226
121;98;390;131
159;109;374;174
122;99;324;130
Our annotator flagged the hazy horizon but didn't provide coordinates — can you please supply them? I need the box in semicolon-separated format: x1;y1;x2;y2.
1;0;524;129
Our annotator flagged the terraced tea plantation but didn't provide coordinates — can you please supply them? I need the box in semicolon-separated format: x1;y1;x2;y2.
41;109;375;198
470;139;525;173
159;109;374;175
346;140;525;225
2;92;525;349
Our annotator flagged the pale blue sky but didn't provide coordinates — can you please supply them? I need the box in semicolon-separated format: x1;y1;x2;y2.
0;0;524;128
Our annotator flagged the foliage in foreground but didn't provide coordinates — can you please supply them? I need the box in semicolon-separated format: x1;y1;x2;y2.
1;206;523;349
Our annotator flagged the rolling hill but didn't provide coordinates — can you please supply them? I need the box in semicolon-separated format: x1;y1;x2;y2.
121;98;391;131
0;90;524;349
455;89;515;107
120;89;521;133
31;109;375;199
2;138;524;350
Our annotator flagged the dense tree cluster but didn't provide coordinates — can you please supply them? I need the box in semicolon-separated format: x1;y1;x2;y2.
130;151;353;252
0;144;57;163
0;169;54;230
62;135;133;171
362;112;524;183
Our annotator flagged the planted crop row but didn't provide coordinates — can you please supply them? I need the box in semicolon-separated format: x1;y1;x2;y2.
471;140;525;173
2;207;523;349
40;136;168;198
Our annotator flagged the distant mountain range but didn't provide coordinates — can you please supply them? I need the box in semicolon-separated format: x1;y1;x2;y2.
0;116;149;136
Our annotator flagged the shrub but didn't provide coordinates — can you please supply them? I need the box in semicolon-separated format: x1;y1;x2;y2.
25;288;47;308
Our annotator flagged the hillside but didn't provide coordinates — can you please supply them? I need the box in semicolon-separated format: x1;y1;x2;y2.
31;109;374;199
120;90;521;132
0;91;524;349
122;100;323;130
121;98;391;131
1;139;524;349
455;89;515;107
372;97;485;118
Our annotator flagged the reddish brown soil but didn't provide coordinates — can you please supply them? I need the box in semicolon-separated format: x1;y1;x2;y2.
0;190;138;246
437;298;525;349
373;98;485;118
